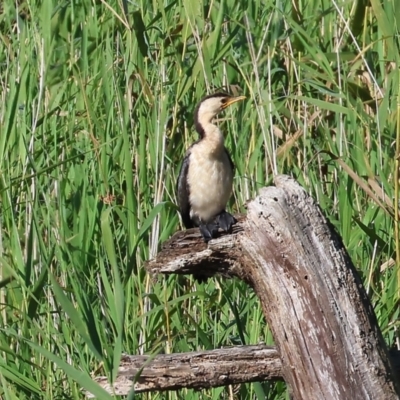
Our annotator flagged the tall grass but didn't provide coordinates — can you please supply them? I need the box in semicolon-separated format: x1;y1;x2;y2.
0;0;399;398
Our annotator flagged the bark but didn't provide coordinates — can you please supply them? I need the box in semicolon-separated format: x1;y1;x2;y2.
145;175;400;400
90;345;282;396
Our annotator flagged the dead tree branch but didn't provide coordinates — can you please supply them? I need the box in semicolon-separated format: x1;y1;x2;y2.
90;345;282;396
144;175;400;400
89;176;400;399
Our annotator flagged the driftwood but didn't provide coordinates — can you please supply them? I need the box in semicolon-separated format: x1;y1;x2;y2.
91;175;400;399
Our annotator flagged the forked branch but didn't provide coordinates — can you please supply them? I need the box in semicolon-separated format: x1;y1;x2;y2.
90;176;400;400
146;175;400;400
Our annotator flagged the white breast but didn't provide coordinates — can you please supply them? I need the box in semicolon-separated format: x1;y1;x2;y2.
187;144;233;224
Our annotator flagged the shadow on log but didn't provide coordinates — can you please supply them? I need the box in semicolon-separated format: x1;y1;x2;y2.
92;175;400;399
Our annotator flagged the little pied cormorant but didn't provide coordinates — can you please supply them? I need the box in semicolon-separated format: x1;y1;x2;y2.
177;93;245;242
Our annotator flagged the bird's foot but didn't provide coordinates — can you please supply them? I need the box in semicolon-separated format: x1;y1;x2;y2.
198;211;236;242
217;210;237;232
199;223;219;242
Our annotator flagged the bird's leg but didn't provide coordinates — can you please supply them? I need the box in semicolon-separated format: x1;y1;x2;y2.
199;223;219;242
216;210;237;232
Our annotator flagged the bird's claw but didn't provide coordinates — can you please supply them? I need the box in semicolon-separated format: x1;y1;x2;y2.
199;223;219;242
199;211;236;242
217;210;237;232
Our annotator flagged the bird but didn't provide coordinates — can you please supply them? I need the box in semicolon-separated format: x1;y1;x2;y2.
176;92;245;242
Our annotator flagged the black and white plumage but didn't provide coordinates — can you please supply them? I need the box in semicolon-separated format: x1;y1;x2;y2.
177;93;245;242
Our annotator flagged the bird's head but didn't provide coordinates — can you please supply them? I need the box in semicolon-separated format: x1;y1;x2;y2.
194;93;246;137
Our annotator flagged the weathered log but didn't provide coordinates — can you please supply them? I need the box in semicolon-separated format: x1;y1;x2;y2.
145;175;400;400
90;345;282;396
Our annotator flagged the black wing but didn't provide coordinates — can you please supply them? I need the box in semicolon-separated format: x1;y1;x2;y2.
224;147;235;174
176;151;194;228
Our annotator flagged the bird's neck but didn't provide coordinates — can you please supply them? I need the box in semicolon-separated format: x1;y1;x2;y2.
201;122;225;154
196;112;225;154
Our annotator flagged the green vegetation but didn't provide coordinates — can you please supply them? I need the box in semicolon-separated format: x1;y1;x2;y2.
0;0;399;398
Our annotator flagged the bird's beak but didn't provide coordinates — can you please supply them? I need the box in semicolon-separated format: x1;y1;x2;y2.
221;95;246;109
